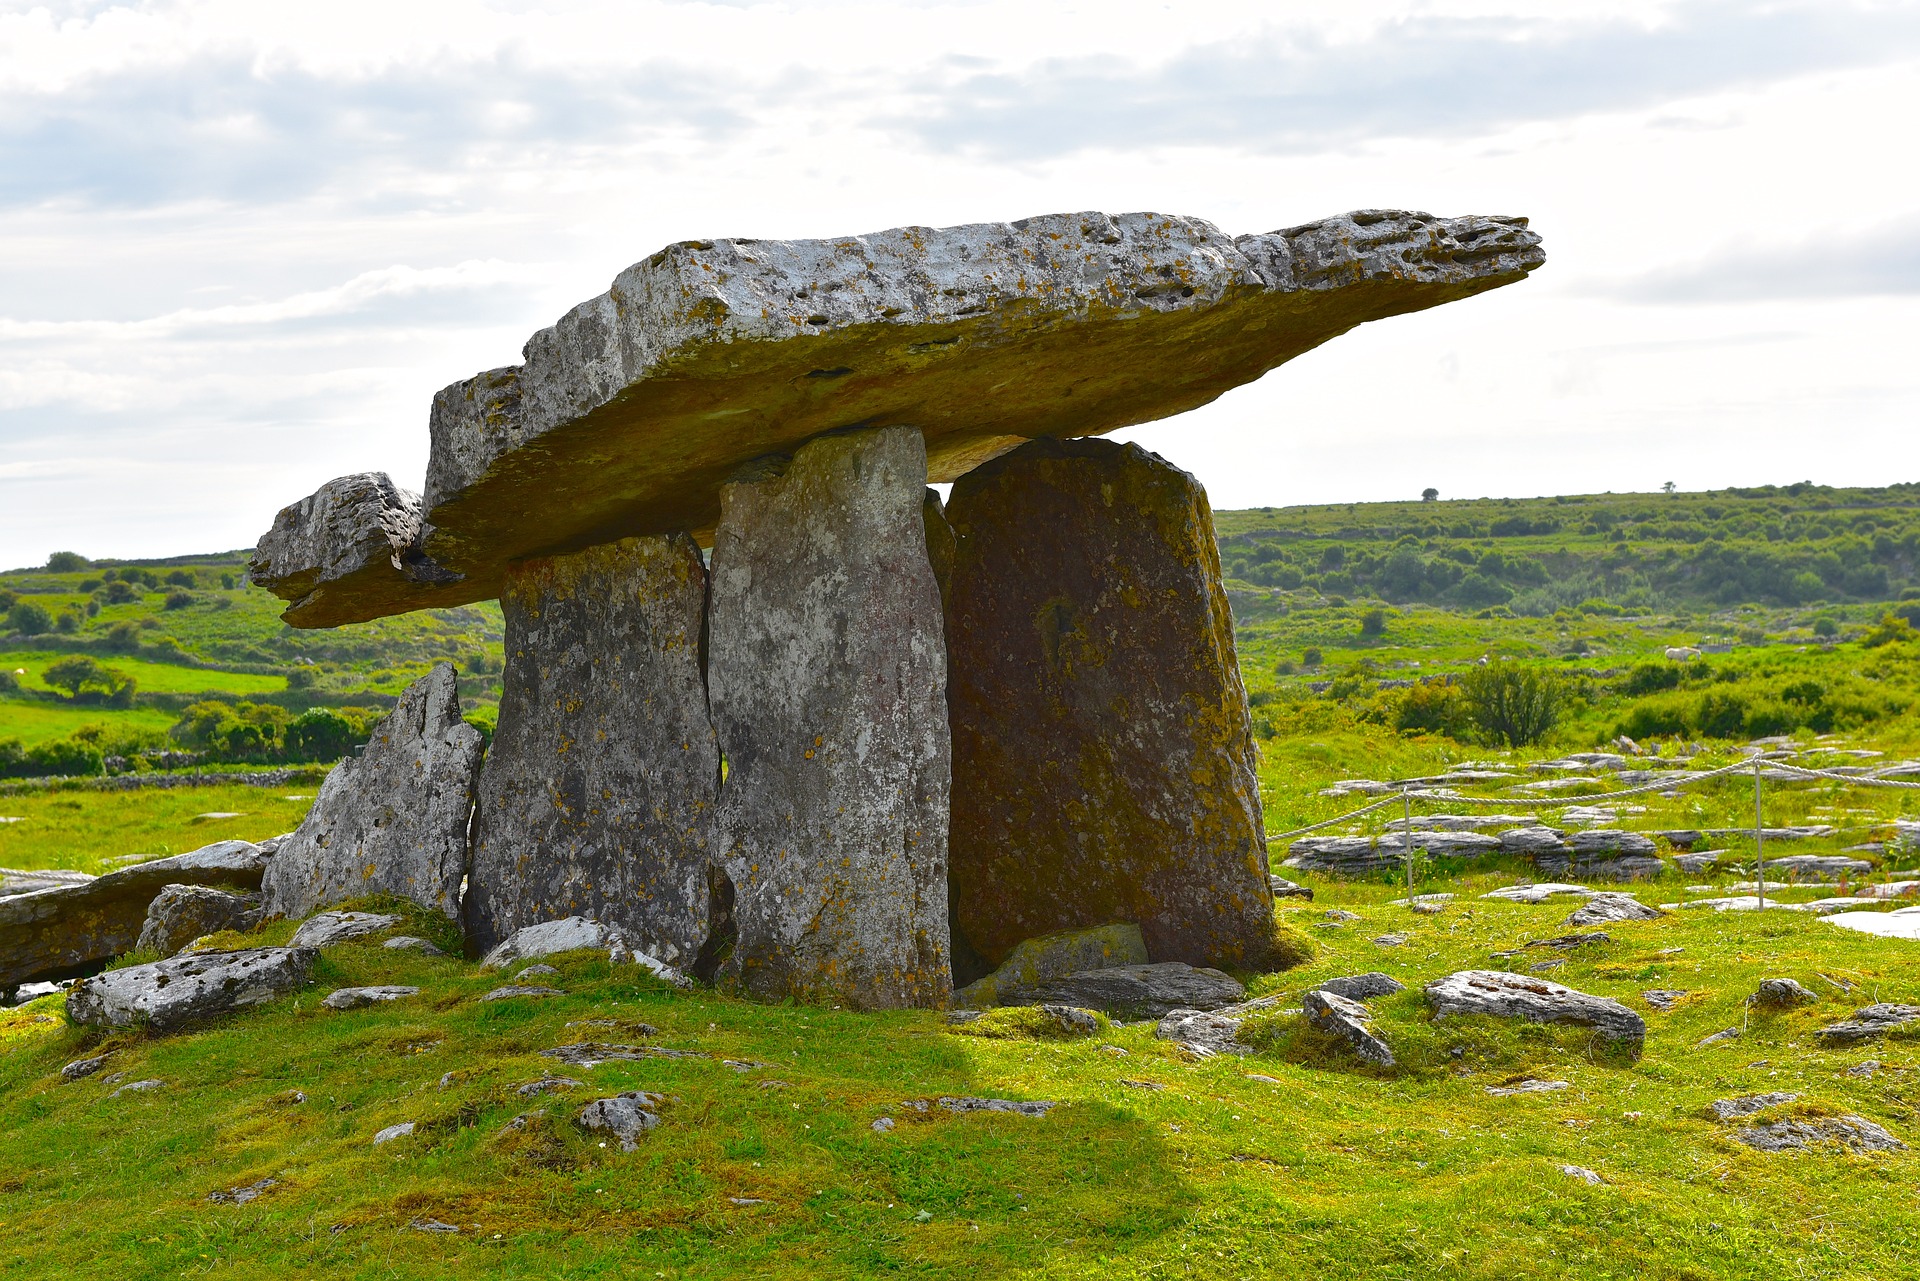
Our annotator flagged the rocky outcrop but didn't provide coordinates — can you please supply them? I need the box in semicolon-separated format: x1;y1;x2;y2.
254;210;1543;627
262;664;482;921
134;885;262;956
1814;1003;1920;1045
1005;962;1245;1020
707;427;950;1009
1750;978;1818;1008
67;947;316;1032
478;916;690;988
1425;970;1647;1045
952;923;1148;1009
288;911;403;949
463;536;720;963
0;840;269;988
1734;1117;1904;1153
944;438;1276;971
577;1091;666;1151
247;472;451;629
1313;972;1405;1001
1563;894;1666;927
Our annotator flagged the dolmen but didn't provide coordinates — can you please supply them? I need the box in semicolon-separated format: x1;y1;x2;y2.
245;208;1544;1010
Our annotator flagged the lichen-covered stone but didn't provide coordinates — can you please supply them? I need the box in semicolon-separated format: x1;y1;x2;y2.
707;426;950;1009
943;437;1276;971
262;664;482;921
0;840;268;988
247;472;455;628
67;946;316;1032
256;209;1543;626
463;536;719;963
952;923;1148;1009
134;885;262;957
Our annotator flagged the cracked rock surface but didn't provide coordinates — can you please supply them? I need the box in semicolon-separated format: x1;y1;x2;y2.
1425;970;1647;1045
66;947;316;1032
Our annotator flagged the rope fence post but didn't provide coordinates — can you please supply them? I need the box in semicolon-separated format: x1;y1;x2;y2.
1754;754;1767;911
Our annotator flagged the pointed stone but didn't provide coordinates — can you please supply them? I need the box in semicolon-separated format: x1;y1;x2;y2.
463;536;720;963
943;437;1276;971
707;425;951;1009
261;664;482;921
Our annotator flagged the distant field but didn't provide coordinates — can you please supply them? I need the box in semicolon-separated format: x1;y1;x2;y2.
0;699;178;749
0;785;318;874
0;650;286;696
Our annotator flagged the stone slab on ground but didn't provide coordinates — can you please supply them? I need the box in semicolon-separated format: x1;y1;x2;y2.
254;209;1542;626
1826;905;1920;940
1312;972;1405;1001
0;840;269;988
67;947;316;1032
1813;1004;1920;1045
464;535;720;963
1563;894;1666;927
1425;970;1647;1044
952;923;1148;1009
1481;884;1597;904
1003;962;1245;1020
262;664;481;922
323;985;421;1010
1709;1091;1801;1120
708;427;951;1010
1734;1116;1905;1153
289;912;403;950
578;1091;667;1151
1153;994;1288;1057
135;885;263;957
946;438;1275;970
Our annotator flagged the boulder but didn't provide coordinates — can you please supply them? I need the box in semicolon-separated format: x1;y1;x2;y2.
944;438;1275;970
134;885;262;957
289;912;402;949
1750;978;1818;1008
951;923;1149;1009
1153;994;1287;1057
1302;989;1395;1066
1563;894;1666;927
322;985;420;1010
66;947;316;1032
246;473;449;628
1005;962;1245;1020
464;536;720;963
1734;1117;1904;1153
1424;970;1647;1045
1669;851;1720;874
1566;830;1659;857
1283;837;1399;875
0;840;269;988
252;209;1542;627
708;426;951;1010
1814;1004;1920;1046
1498;827;1570;858
1313;972;1405;1001
262;664;482;922
577;1091;666;1151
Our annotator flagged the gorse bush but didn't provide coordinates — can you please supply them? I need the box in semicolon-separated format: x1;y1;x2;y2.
1459;663;1565;747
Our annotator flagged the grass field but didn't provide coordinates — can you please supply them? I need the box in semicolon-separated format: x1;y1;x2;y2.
0;651;287;697
0;786;319;875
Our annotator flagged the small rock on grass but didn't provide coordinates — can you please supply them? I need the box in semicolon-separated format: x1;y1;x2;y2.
1641;990;1688;1011
1563;893;1666;927
409;1218;460;1234
1323;910;1360;923
1269;876;1313;900
516;964;560;979
929;1096;1056;1117
1696;1027;1741;1047
207;1178;276;1205
1371;933;1410;948
322;985;421;1010
1709;1091;1800;1121
1560;1165;1603;1185
1735;1117;1905;1153
1486;1079;1569;1096
1814;1004;1920;1046
372;1121;415;1145
1425;971;1646;1045
288;912;402;950
382;936;446;956
1313;973;1404;1001
577;1091;665;1151
871;1117;895;1133
60;1054;111;1082
1749;978;1818;1009
107;1079;162;1099
516;1075;583;1097
1302;990;1394;1066
481;985;564;1001
1845;1060;1882;1079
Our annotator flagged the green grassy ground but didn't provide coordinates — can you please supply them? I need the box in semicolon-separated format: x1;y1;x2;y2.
0;651;287;697
0;881;1913;1280
0;786;319;875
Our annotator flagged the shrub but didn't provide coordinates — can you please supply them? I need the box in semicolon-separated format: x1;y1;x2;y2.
285;708;361;761
1812;615;1839;638
1861;612;1917;648
102;620;142;651
1460;663;1565;747
1621;663;1680;696
0;589;15;612
6;601;51;635
165;569;197;588
103;581;138;605
1302;647;1324;668
42;656;137;704
45;551;88;573
163;591;195;611
1359;608;1388;638
24;738;104;778
53;611;78;634
1694;689;1750;738
1393;681;1464;737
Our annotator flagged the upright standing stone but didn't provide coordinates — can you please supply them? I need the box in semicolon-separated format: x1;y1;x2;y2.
943;437;1277;972
262;664;482;921
707;426;951;1009
463;536;720;963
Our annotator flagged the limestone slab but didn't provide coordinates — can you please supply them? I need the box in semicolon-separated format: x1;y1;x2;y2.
707;425;951;1009
262;664;482;921
944;437;1276;971
247;472;454;629
253;209;1543;625
463;536;720;963
67;946;316;1032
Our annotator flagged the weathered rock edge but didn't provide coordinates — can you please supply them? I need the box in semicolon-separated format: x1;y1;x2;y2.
255;209;1543;625
67;947;316;1032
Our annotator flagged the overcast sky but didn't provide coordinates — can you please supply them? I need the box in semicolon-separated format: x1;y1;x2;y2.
2;0;1917;567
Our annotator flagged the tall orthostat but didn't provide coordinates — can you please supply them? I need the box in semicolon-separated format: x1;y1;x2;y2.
262;663;482;921
463;536;720;962
706;426;952;1009
942;438;1277;971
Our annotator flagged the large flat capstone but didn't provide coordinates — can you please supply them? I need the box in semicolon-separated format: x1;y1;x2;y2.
463;535;720;962
252;209;1543;626
943;437;1277;971
0;840;268;989
261;664;482;921
707;425;951;1009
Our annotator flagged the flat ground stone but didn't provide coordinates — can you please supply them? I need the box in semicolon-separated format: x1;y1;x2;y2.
1563;894;1666;927
67;946;316;1032
483;985;565;1001
0;840;267;988
289;912;402;949
1709;1091;1801;1120
464;535;720;965
944;438;1275;971
708;426;951;1010
323;985;420;1010
1303;989;1394;1065
1814;1004;1920;1045
1153;994;1287;1057
1313;972;1405;1001
1750;978;1818;1008
952;923;1148;1009
382;936;446;956
1486;1078;1569;1096
1826;905;1920;939
1482;883;1596;903
1425;970;1647;1045
254;209;1542;626
1642;989;1689;1011
135;885;263;957
262;664;481;921
61;1054;111;1082
577;1091;665;1151
373;1121;416;1145
1735;1116;1905;1153
1004;962;1245;1020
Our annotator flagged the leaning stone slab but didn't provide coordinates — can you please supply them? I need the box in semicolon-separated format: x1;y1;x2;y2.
464;535;719;963
246;472;451;629
0;840;268;988
1006;962;1245;1020
945;438;1275;970
1303;989;1395;1066
253;209;1542;626
708;426;951;1009
66;947;316;1032
135;885;262;957
262;664;482;921
1424;970;1647;1045
952;923;1148;1009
